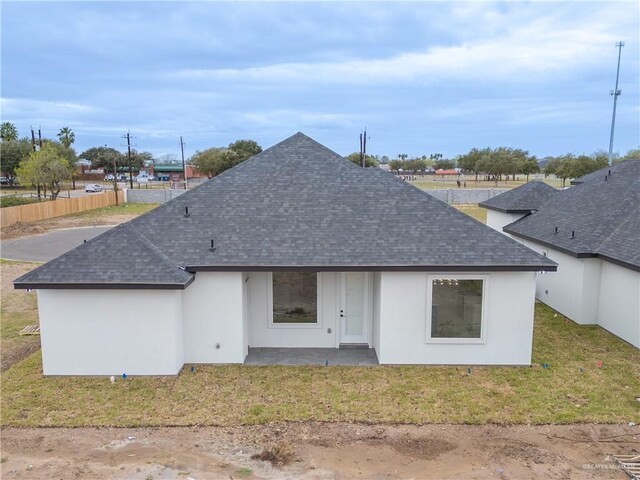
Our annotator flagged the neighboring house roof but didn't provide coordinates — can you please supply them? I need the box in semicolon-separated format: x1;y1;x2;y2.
503;160;640;271
15;133;555;290
479;181;558;213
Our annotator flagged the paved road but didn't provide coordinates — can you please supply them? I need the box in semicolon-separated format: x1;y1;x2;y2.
0;226;114;262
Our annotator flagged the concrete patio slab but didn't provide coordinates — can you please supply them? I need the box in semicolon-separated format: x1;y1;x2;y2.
244;347;379;366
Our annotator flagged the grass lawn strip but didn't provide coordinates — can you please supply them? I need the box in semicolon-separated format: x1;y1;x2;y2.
1;303;638;427
2;203;638;427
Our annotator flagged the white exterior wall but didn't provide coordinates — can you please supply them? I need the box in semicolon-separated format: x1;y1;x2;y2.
182;272;245;363
598;262;640;348
247;272;338;347
372;272;381;354
376;271;536;365
486;210;527;236
521;240;598;324
37;289;184;375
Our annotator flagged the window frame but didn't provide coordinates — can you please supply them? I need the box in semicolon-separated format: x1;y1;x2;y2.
425;274;488;344
267;272;323;329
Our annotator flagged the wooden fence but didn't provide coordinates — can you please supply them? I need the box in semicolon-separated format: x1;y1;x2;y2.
0;190;125;228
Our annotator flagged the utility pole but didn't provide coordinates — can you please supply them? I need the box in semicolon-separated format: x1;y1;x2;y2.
124;131;134;189
180;136;187;189
38;127;42;148
608;41;624;166
359;127;368;167
30;127;37;152
30;127;40;198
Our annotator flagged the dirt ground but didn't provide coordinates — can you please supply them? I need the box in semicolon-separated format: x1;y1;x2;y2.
0;213;139;241
1;423;637;479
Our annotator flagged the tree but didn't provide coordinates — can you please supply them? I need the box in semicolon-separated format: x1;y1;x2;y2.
80;146;149;174
345;152;378;168
434;159;455;170
228;139;262;161
397;153;408;161
404;158;427;175
519;156;540;181
617;147;640;162
0;138;32;184
388;159;402;173
17;143;73;199
57;127;75;148
190;148;240;178
0;122;18;142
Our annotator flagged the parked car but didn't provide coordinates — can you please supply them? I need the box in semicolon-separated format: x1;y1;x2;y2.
85;184;104;193
136;175;149;183
157;174;170;182
104;174;115;181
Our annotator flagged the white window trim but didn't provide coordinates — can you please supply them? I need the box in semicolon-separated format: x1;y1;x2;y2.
267;272;323;329
425;274;488;344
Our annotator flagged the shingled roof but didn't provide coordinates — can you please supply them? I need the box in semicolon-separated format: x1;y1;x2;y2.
479;181;557;213
504;160;640;271
15;133;555;289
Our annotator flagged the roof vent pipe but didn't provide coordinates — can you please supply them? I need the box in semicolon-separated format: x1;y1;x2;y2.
571;231;575;239
608;169;611;175
210;239;216;252
184;206;190;217
554;226;558;234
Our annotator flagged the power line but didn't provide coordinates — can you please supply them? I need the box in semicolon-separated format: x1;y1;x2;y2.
608;41;624;166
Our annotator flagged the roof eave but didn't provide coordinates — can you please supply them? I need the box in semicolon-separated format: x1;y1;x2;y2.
185;264;557;273
14;276;195;291
479;203;535;214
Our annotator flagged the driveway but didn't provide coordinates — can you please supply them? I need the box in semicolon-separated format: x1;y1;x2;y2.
0;226;114;262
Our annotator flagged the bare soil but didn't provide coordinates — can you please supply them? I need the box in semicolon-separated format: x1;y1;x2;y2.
1;423;637;479
0;214;137;241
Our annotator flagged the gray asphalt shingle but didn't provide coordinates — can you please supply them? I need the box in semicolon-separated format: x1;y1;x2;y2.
479;181;557;213
15;133;556;289
504;160;640;271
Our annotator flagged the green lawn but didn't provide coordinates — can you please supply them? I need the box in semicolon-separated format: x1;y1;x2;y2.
453;204;486;223
412;177;563;190
62;202;158;220
1;304;638;427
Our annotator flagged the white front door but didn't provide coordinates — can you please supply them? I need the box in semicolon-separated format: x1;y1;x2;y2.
339;272;369;345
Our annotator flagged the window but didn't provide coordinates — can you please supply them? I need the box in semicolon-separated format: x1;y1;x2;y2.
270;272;318;325
427;277;486;343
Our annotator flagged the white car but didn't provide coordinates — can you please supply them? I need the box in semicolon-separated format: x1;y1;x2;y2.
85;184;104;193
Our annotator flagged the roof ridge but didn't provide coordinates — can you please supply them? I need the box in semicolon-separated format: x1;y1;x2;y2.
127;223;187;272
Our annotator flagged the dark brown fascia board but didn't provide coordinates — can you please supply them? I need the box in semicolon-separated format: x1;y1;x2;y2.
595;254;640;273
502;228;598;260
185;264;557;273
13;276;194;291
479;204;535;214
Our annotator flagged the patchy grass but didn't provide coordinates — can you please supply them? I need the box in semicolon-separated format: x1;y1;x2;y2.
1;304;638;427
453;204;486;223
411;177;563;190
1;202;159;240
60;202;158;221
0;261;41;371
0;196;43;208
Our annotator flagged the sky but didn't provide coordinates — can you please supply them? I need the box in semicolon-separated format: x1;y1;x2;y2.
1;1;639;161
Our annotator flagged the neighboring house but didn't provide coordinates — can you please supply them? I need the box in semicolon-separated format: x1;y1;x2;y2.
15;133;555;375
480;162;640;348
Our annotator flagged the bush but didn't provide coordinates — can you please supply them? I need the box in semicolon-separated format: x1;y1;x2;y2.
0;196;42;208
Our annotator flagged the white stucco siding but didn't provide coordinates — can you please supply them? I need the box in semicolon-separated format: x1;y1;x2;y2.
376;271;536;365
486;210;527;236
372;272;381;355
37;289;184;375
598;262;640;348
521;241;598;324
182;272;245;363
247;272;338;348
